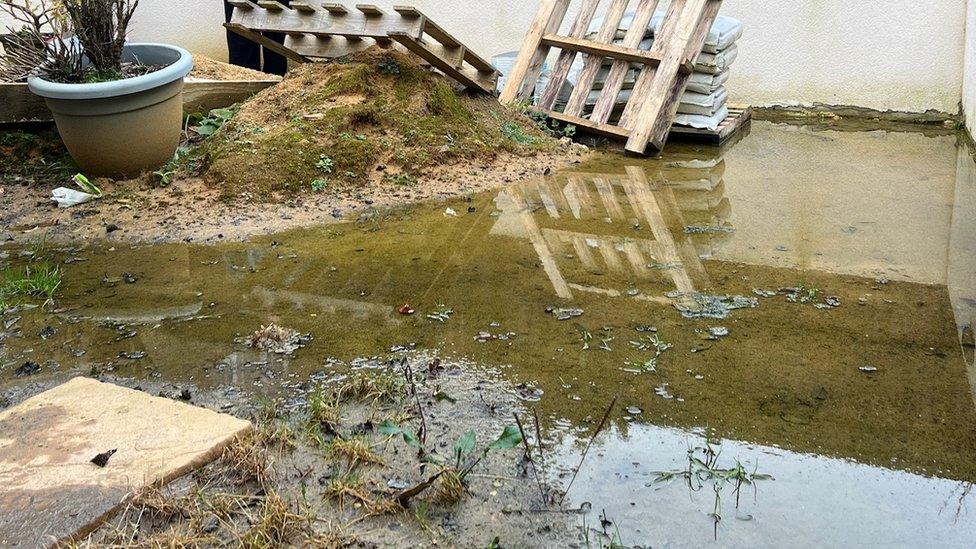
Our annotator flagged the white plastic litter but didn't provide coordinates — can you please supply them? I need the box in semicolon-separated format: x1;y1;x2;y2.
50;173;103;208
51;187;98;208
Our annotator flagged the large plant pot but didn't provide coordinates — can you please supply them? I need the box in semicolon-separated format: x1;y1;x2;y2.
28;43;193;178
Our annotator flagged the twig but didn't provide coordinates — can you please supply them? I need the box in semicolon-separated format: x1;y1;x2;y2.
394;470;445;507
560;395;618;505
401;358;427;445
532;407;547;476
514;411;548;505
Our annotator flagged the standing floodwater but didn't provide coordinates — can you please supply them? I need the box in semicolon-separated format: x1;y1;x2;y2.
1;121;975;546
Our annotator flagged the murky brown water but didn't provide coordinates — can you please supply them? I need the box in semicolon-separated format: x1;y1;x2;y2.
2;121;975;546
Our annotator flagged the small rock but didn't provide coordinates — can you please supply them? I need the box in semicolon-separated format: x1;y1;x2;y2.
91;448;117;467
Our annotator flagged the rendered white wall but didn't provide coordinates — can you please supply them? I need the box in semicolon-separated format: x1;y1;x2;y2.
2;0;969;114
964;0;976;137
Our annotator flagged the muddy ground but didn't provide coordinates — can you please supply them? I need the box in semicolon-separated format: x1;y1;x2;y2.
1;354;591;548
0;143;586;245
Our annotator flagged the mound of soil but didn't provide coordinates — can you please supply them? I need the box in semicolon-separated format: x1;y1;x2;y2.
188;54;281;81
198;48;559;200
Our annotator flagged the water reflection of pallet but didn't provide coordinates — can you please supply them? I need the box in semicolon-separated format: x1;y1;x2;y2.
670;104;752;145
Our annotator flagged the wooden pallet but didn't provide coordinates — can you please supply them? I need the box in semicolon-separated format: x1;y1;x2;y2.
671;104;751;144
500;0;722;155
225;2;499;94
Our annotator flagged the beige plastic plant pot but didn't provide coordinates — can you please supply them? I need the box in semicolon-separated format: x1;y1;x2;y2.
28;43;193;178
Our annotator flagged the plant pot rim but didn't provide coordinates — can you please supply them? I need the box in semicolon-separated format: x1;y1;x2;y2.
28;43;193;100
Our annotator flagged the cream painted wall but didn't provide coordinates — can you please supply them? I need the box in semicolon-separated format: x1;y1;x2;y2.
964;0;976;138
2;0;969;114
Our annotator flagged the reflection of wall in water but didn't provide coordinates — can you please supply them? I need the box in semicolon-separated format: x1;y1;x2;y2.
949;144;976;371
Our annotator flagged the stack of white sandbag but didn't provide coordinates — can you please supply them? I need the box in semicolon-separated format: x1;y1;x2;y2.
561;12;742;131
670;14;741;130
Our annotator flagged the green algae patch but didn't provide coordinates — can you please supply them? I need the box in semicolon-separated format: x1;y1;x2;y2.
199;48;555;200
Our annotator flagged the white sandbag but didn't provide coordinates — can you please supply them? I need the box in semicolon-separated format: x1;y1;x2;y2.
686;69;729;94
694;44;738;75
650;14;743;53
586;11;657;40
493;51;571;102
674;105;729;131
677;86;728;116
583;84;725;115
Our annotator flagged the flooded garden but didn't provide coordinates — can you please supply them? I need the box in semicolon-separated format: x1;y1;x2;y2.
3;116;975;546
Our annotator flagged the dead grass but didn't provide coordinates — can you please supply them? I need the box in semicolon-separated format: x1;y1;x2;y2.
328;436;385;468
434;468;465;504
336;369;406;404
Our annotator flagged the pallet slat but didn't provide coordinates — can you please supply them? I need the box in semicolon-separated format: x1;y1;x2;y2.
537;0;601;111
591;0;660;124
562;0;629;118
540;34;692;72
227;2;498;94
501;0;724;154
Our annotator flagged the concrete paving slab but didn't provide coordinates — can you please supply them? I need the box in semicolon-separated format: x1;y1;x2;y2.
0;377;252;547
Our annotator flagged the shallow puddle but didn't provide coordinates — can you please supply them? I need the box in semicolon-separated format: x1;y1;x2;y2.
2;121;975;545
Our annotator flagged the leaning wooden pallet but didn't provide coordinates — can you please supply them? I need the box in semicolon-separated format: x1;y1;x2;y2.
224;1;499;94
500;0;722;154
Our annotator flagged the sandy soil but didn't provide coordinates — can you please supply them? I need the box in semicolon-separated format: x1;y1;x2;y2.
0;143;589;246
187;54;281;82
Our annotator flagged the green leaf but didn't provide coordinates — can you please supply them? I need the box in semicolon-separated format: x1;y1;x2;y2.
488;425;522;451
211;107;236;121
401;428;420;447
454;430;476;458
378;420;401;436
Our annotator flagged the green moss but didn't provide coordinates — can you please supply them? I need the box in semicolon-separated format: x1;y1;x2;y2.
428;81;473;121
200;48;556;201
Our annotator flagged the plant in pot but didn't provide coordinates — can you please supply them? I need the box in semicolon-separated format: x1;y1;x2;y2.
0;0;193;178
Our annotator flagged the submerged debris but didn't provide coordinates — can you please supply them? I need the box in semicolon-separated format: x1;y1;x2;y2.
242;324;312;355
683;225;735;234
654;383;675;400
548;307;583;321
15;361;41;377
514;383;544;402
709;327;729;338
672;293;759;319
426;308;454;322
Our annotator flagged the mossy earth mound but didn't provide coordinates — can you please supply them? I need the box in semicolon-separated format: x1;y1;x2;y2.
201;48;557;200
